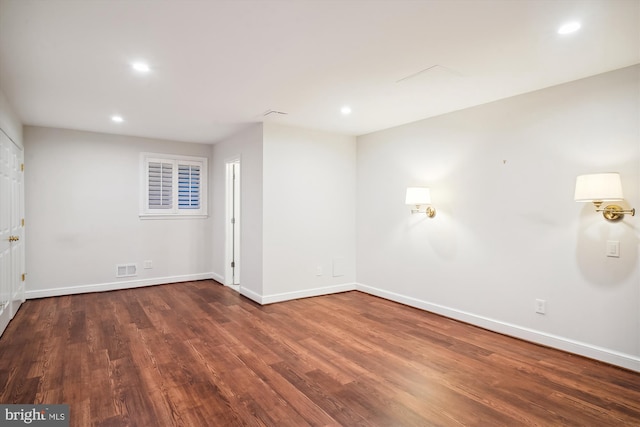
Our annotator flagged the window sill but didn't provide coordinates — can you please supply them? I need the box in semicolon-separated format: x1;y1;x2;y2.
139;214;209;220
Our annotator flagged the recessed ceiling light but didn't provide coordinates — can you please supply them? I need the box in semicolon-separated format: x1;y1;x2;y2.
111;115;124;123
558;21;581;35
341;106;352;115
131;61;150;73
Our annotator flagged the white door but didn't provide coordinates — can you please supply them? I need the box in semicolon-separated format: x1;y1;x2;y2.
0;130;24;336
0;131;11;333
225;159;240;290
9;141;24;317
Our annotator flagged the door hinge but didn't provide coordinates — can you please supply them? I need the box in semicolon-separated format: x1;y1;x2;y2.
231;218;235;224
21;218;25;227
21;273;25;282
231;261;235;268
20;163;24;172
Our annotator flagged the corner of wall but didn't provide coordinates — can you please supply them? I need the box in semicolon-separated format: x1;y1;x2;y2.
0;88;23;146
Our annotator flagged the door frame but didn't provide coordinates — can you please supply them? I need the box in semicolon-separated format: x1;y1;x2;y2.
224;157;240;291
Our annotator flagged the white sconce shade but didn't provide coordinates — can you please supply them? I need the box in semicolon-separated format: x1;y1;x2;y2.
574;172;634;221
406;187;435;217
405;187;431;205
574;173;623;202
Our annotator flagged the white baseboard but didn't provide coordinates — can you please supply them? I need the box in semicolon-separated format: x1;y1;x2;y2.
210;271;241;293
239;287;263;304
253;283;357;305
211;271;225;284
356;282;640;373
25;273;215;299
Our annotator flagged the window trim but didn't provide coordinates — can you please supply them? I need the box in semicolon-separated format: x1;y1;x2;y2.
140;152;208;219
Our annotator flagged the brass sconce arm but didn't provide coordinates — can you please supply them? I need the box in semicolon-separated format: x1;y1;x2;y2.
592;201;635;221
410;205;436;217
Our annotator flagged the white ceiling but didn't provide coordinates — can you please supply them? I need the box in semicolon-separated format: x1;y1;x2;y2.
0;0;638;144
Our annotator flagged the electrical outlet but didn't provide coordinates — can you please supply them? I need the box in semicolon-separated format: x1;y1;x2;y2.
316;266;323;276
535;299;546;314
143;260;153;269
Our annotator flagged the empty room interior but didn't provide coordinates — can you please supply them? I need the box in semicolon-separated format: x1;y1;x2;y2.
1;0;640;425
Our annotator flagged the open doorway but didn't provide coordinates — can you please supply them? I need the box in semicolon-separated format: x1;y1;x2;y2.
225;158;240;291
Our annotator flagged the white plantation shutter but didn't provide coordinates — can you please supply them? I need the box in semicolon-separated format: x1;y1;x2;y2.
141;154;207;217
178;164;200;209
148;162;173;209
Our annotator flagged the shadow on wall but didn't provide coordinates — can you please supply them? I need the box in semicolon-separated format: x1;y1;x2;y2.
575;206;637;286
402;194;459;261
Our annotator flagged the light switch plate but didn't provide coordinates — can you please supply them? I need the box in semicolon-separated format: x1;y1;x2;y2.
606;241;620;258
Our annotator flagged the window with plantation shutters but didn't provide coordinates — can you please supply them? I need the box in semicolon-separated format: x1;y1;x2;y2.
140;153;207;218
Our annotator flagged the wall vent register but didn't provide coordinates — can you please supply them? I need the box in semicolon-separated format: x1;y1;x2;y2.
116;264;137;278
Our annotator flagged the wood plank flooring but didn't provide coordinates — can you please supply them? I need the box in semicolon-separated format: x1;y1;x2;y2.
1;280;639;426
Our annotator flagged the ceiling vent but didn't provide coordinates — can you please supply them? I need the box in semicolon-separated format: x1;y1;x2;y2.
396;64;463;84
263;110;288;117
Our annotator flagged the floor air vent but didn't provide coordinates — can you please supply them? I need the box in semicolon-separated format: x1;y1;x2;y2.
116;264;137;278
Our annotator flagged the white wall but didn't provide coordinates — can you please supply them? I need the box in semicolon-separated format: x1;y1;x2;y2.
24;126;214;297
262;123;357;302
356;65;640;371
211;123;357;304
212;123;264;302
0;89;22;146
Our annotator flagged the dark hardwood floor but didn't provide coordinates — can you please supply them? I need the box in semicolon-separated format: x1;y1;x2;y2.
1;280;639;426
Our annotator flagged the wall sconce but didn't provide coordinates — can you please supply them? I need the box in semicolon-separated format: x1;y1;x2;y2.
574;172;635;221
406;187;436;217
